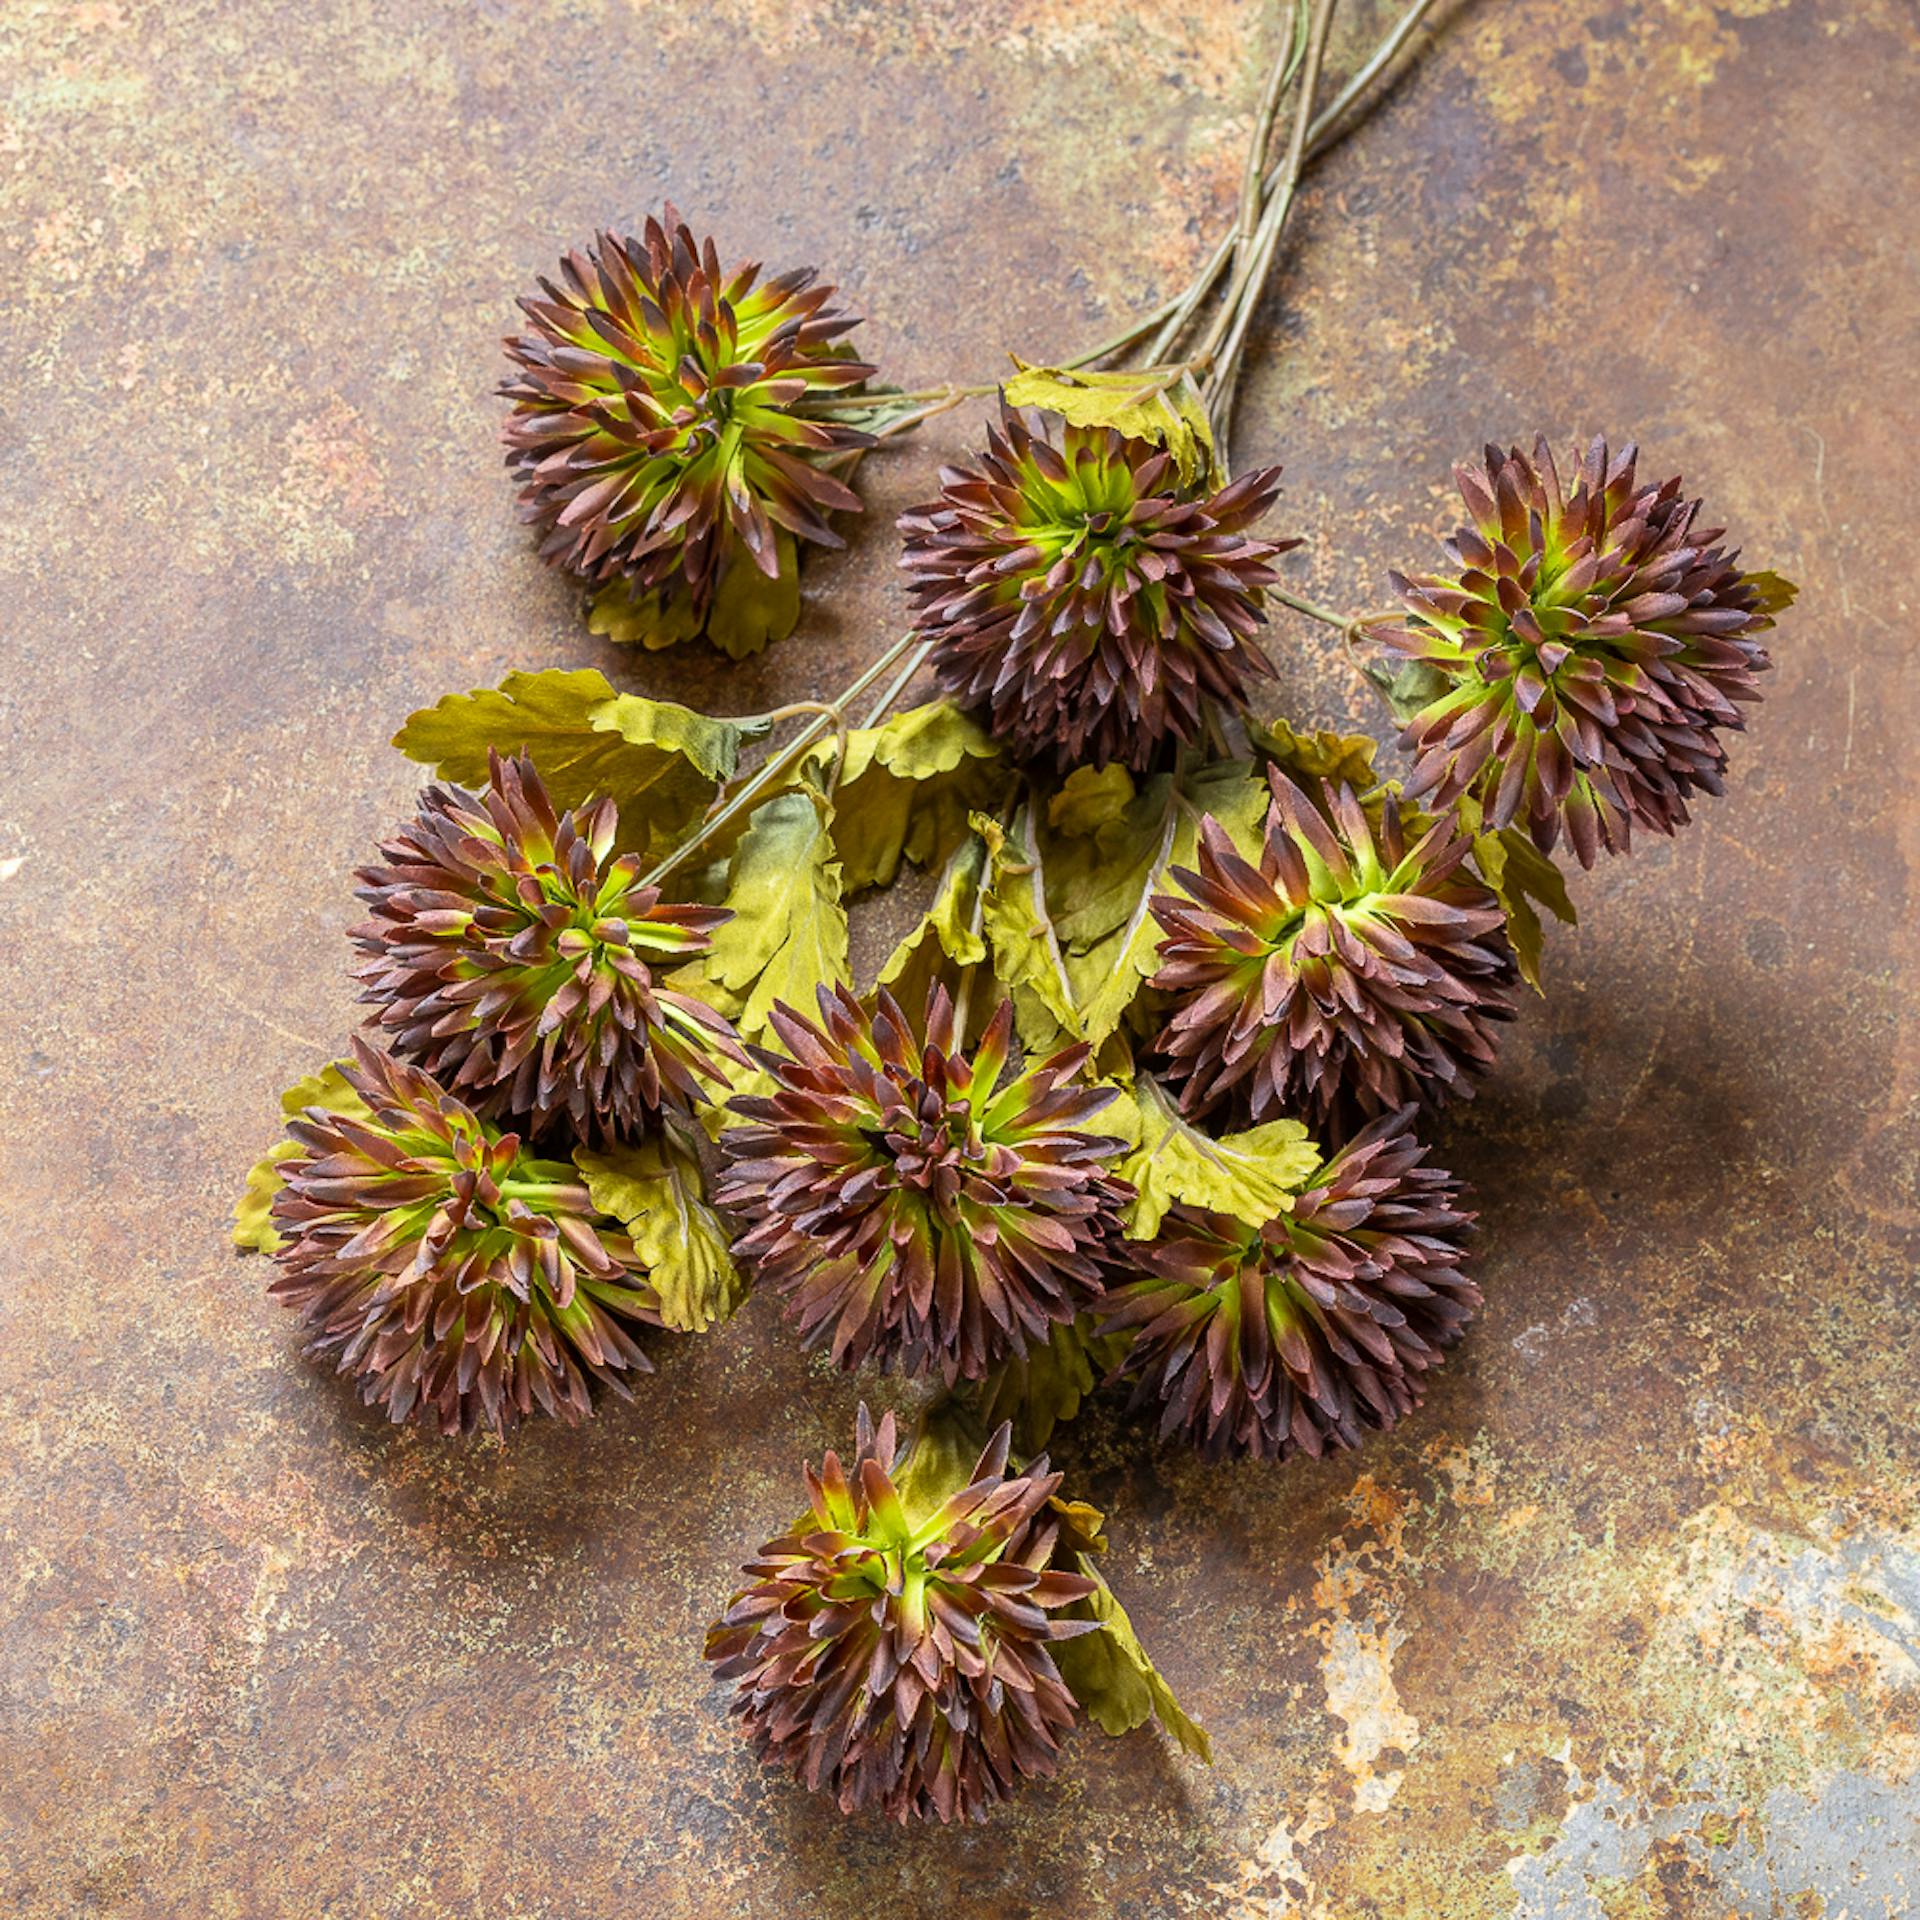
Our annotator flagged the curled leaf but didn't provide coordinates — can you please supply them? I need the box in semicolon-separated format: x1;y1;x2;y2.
976;808;1080;1051
233;1062;372;1253
1110;1076;1321;1240
700;784;849;1039
573;1135;745;1332
392;668;750;860
1055;1557;1213;1761
1250;716;1381;792
876;831;991;1015
1003;361;1217;486
803;699;1008;893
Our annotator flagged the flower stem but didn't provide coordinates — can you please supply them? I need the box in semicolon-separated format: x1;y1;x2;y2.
639;629;923;888
1270;588;1403;701
1196;0;1341;437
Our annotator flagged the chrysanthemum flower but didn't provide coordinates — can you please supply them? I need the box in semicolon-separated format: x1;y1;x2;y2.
501;208;873;652
352;750;748;1147
1101;1108;1476;1460
1150;769;1516;1135
716;984;1132;1381
899;405;1293;772
266;1040;659;1437
705;1409;1099;1822
1380;435;1782;864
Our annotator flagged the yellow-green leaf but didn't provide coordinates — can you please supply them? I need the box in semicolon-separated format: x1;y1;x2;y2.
976;808;1080;1051
1250;716;1381;792
573;1136;745;1332
1745;568;1798;615
891;1401;995;1530
1047;763;1136;838
969;1315;1127;1455
803;699;1008;894
876;831;991;1015
392;668;748;861
1055;1559;1213;1761
707;533;801;660
1458;792;1577;995
587;579;703;651
1112;1077;1321;1240
1003;361;1218;486
1039;761;1269;1051
702;784;849;1038
233;1062;370;1253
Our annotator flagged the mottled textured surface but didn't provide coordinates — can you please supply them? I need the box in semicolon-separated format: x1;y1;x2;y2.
1;0;1915;1913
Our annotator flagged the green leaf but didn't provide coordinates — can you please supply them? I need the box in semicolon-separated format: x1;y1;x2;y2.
1003;361;1218;486
1055;1558;1213;1761
968;1316;1127;1454
1111;1077;1321;1240
876;831;991;1015
1047;763;1136;838
573;1135;745;1332
1038;760;1270;1052
976;809;1081;1051
891;1401;995;1531
392;668;749;861
1249;716;1380;792
707;533;802;660
233;1062;371;1253
587;579;703;651
584;534;804;658
1745;568;1798;615
701;784;849;1038
1384;658;1452;725
1457;791;1577;995
803;700;1009;894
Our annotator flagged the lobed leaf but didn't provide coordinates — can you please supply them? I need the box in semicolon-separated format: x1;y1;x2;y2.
392;668;750;861
975;809;1081;1051
1109;1077;1321;1240
1003;361;1218;487
1249;716;1381;792
574;1135;745;1332
232;1062;371;1253
968;1316;1127;1455
1055;1558;1213;1761
803;699;1009;894
1029;761;1270;1052
701;784;849;1039
875;831;991;1016
1458;791;1577;994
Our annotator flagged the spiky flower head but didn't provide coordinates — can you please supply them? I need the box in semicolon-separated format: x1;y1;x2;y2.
898;405;1295;773
500;208;873;652
352;750;749;1148
1102;1108;1476;1460
267;1040;660;1437
1381;435;1781;865
1150;769;1517;1135
706;1409;1098;1822
715;984;1132;1383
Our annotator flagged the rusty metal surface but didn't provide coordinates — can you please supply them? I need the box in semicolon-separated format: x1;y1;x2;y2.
1;0;1915;1913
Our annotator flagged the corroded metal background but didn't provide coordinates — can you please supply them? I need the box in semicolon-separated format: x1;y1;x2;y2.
2;0;1915;1913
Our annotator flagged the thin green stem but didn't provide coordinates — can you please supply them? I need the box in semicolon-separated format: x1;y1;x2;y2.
1304;0;1437;160
637;629;922;888
1142;0;1436;370
858;636;939;730
1197;0;1340;432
